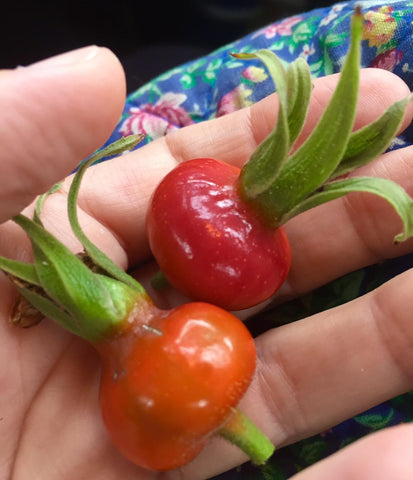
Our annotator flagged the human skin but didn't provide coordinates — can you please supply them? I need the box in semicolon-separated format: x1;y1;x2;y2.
2;46;413;479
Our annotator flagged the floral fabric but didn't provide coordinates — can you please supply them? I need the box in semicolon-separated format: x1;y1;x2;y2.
104;1;413;478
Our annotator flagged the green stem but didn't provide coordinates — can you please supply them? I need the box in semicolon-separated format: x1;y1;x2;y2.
218;408;275;465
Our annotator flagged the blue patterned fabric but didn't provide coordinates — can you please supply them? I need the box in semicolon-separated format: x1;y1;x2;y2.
104;1;413;477
106;1;413;148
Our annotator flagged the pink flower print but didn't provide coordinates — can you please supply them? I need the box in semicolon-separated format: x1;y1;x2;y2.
242;66;268;83
119;92;194;140
120;108;170;139
216;84;253;117
371;48;403;71
252;16;303;40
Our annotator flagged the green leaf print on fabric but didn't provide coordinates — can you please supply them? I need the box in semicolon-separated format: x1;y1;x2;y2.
354;409;396;430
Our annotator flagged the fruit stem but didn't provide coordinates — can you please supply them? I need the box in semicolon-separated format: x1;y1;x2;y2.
218;407;275;465
150;270;170;290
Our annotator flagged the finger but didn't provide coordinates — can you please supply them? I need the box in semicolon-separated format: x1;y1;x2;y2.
179;266;413;478
248;268;413;453
0;46;126;223
60;68;413;266
0;47;126;470
4;67;410;319
291;424;413;480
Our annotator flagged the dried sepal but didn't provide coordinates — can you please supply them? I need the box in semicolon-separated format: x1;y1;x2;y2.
8;278;45;328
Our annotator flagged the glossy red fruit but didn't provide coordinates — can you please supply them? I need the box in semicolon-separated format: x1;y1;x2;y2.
97;301;256;471
147;157;291;310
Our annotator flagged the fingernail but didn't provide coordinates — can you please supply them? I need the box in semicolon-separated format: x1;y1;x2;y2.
25;46;100;70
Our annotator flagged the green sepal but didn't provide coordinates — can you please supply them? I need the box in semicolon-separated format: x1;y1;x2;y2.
33;134;145;292
16;285;84;338
34;134;144;226
67;134;145;293
280;176;413;243
0;133;147;341
243;9;363;224
0;257;41;285
12;213;136;340
89;133;145;163
235;8;413;244
34;181;63;224
234;50;290;197
286;57;313;147
95;273;146;328
330;94;413;180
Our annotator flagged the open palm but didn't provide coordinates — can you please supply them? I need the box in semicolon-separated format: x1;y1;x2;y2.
2;46;413;480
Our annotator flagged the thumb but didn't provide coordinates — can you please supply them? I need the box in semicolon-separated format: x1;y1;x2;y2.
0;46;126;223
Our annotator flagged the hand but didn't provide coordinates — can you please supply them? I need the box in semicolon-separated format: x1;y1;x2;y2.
1;47;413;480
